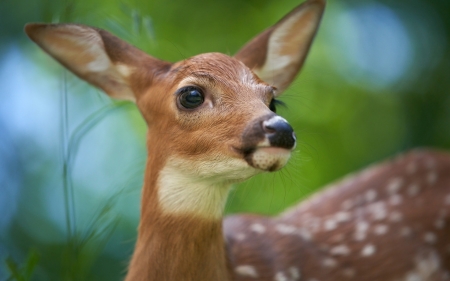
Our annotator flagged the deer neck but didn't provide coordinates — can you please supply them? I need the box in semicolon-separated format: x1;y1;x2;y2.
125;153;232;281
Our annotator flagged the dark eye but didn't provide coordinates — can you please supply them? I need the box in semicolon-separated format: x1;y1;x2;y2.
178;86;205;109
269;99;277;113
269;98;286;113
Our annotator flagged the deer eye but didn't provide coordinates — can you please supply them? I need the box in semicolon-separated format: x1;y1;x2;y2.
269;99;277;113
269;98;286;113
177;86;204;109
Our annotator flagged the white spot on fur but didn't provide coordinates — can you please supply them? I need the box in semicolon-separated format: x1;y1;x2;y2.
424;232;437;244
389;194;403;206
361;244;376;256
303;217;321;233
407;183;420;197
330;245;350;256
235;265;259;278
324;219;338;231
403;252;441;281
275;271;288;281
335;212;351;223
445;194;450;205
365;189;377;202
289;267;301;280
322;257;337;268
369;202;388;221
236;233;246;241
389;211;403;222
356;221;369;233
374;224;389;235
406;273;421;281
354;221;369;241
250;223;266;234
387;177;404;194
298;228;313;241
275;224;296;235
427;171;438;185
435;219;445;230
401;227;412;237
353;232;366;241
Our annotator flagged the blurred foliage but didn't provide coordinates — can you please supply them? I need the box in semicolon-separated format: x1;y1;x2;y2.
5;250;39;281
0;0;449;280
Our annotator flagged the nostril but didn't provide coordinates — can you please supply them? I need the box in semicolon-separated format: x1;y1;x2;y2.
262;122;276;134
262;117;293;134
262;116;290;134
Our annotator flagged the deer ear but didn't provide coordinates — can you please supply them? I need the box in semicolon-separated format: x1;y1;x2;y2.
25;23;171;102
235;0;325;95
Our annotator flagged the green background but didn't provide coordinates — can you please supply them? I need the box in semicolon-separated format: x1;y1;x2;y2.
1;0;449;279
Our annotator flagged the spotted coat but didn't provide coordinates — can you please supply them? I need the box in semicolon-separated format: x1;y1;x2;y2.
225;149;450;281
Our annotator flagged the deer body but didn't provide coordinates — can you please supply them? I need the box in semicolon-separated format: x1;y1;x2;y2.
24;0;450;280
226;150;450;280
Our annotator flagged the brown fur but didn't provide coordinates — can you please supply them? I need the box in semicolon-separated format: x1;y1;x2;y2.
135;53;275;163
126;53;277;281
225;149;450;281
127;212;229;281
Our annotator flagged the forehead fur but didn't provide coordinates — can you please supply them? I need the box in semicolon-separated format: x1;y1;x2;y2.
171;53;267;92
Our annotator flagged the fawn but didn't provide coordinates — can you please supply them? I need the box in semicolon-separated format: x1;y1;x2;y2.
25;0;450;280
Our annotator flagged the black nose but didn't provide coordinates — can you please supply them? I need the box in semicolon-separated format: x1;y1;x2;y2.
262;116;296;149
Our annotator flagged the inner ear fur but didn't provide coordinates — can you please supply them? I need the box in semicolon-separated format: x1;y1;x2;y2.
25;23;171;102
235;0;325;95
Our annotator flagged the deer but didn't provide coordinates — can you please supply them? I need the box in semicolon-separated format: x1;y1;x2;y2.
24;0;450;280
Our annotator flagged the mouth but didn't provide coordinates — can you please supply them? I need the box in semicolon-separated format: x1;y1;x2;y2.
233;145;292;172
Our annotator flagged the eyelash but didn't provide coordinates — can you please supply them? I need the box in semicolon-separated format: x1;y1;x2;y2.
269;98;286;113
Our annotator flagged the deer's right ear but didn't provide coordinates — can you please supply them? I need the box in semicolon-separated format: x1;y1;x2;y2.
25;23;171;102
235;0;325;95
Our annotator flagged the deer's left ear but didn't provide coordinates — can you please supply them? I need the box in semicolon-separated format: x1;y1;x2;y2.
235;0;325;95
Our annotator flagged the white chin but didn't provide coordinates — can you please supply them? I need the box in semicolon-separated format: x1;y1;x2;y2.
251;147;291;171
